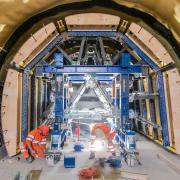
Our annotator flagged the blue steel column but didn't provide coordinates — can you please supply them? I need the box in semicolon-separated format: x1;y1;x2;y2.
22;72;29;140
54;53;64;125
55;75;64;124
63;76;67;111
120;53;131;129
120;74;129;129
157;72;170;146
116;75;120;110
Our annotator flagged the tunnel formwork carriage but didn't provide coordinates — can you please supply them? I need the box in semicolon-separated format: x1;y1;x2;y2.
0;1;179;158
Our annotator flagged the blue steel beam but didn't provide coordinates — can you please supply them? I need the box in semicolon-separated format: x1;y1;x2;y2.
35;65;142;75
71;81;112;84
22;72;29;140
67;74;115;77
67;75;113;81
156;72;170;146
68;31;116;37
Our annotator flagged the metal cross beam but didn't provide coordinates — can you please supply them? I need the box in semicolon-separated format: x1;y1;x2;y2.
56;45;73;65
67;76;113;81
68;31;116;37
35;65;142;75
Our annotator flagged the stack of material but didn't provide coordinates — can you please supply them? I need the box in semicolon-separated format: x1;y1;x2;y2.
79;167;100;179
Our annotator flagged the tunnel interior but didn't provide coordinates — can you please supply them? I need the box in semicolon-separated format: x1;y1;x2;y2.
0;1;180;162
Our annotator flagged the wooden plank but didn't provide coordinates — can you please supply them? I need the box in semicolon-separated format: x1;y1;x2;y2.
1;69;19;156
168;69;180;154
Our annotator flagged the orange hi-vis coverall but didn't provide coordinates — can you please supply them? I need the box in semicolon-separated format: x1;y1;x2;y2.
20;128;47;159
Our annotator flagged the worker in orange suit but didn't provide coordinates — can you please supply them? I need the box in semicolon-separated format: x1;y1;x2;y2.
20;124;49;163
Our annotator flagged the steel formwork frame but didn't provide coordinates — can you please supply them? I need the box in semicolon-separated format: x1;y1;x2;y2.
21;36;61;140
120;33;170;146
21;31;169;147
35;54;142;131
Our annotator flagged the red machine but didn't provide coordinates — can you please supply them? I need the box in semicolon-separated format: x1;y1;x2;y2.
90;123;116;141
90;123;116;154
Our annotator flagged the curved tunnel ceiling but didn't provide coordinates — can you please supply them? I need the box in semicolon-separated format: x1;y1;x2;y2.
0;0;179;71
0;0;179;46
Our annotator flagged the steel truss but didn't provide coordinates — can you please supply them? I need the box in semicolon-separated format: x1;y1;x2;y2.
21;31;169;147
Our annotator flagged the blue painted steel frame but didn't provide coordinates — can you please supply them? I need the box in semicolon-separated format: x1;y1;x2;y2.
54;53;64;124
67;75;113;81
26;36;61;70
35;53;142;131
120;53;130;129
21;30;169;147
22;72;29;140
157;72;170;146
120;34;159;71
21;36;61;140
120;75;129;128
120;33;169;146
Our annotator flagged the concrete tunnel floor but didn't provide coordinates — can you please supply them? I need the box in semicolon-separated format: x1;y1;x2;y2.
0;134;180;180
